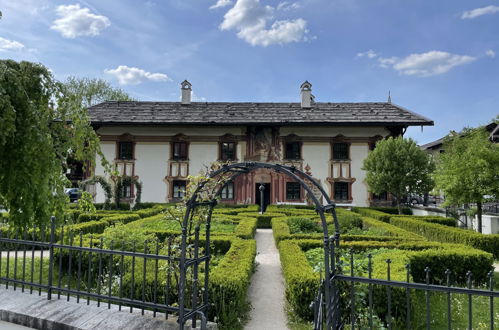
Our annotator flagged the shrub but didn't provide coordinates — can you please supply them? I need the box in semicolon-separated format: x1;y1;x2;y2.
233;216;257;239
361;217;423;240
288;217;321;234
236;212;286;228
352;207;392;222
370;207;412;215
390;215;456;227
390;216;499;258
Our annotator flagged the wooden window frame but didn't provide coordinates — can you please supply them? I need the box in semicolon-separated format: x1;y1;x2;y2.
220;182;235;200
332;181;351;202
219;142;237;161
284;141;302;161
171;142;189;161
172;180;187;199
117;141;134;160
285;182;301;201
332;142;349;161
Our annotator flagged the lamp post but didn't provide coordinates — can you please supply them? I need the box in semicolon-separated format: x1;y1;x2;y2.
259;183;265;214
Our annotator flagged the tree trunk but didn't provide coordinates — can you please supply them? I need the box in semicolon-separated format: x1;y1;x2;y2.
396;195;402;215
477;201;482;233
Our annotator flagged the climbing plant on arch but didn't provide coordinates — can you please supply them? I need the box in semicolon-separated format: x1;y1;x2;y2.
114;175;142;206
79;176;113;207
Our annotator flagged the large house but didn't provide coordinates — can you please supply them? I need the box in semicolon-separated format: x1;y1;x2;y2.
87;81;433;207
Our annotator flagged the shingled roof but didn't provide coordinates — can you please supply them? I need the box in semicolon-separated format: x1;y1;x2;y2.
88;101;433;126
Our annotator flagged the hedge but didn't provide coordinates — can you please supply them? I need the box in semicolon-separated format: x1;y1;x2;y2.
370;206;412;215
236;212;286;228
390;216;499;258
279;239;494;322
361;217;423;240
352;207;392;222
390;215;456;227
67;214;141;235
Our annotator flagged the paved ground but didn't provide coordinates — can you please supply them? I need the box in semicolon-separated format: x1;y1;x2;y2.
494;262;499;272
1;250;49;259
245;229;289;330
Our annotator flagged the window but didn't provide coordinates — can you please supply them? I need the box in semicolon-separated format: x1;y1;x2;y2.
220;142;236;161
172;142;188;160
332;143;349;160
220;182;234;200
285;142;301;160
334;182;349;201
118;142;133;160
172;180;186;199
120;184;132;198
286;182;301;200
373;192;388;201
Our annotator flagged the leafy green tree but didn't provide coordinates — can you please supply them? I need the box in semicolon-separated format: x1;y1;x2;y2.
362;136;435;214
434;126;499;233
0;60;129;226
62;76;134;107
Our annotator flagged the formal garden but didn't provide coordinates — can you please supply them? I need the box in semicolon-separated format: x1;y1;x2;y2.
1;201;498;329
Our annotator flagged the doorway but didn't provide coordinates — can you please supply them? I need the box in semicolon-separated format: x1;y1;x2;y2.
255;183;271;212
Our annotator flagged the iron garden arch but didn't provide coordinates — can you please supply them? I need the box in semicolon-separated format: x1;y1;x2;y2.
179;162;342;329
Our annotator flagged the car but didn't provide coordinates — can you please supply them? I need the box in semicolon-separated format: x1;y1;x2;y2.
406;193;437;205
65;188;81;203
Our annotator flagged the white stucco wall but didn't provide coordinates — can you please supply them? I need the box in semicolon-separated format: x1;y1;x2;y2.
302;142;331;196
134;142;169;203
350;143;370;207
188;142;218;176
97;126;245;137
280;126;390;137
94;142;115;203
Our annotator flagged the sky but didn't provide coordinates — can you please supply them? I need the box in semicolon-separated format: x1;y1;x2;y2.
0;0;498;144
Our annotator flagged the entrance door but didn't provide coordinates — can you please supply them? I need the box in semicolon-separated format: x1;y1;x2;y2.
255;183;271;212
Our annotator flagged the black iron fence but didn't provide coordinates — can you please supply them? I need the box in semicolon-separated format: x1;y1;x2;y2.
0;217;209;329
313;238;498;330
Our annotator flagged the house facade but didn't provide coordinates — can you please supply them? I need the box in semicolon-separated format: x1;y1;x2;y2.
88;81;433;207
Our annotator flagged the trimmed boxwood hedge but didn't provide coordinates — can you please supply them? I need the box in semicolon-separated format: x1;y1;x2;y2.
236;212;286;228
390;214;456;227
279;239;494;321
351;207;392;222
390;216;499;258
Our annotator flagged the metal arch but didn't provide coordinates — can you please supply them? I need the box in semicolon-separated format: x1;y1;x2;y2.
177;162;341;329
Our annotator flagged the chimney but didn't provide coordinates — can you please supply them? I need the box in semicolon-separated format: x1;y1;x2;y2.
300;81;312;108
181;80;192;105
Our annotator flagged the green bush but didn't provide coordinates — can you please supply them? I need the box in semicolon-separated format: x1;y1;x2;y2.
362;217;423;240
236;212;286;228
134;206;164;219
209;238;256;329
390;216;499;258
390;215;456;227
233;216;257;239
279;240;319;319
352;207;392;222
288;216;321;234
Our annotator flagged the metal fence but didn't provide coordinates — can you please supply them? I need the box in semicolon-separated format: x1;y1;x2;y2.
0;217;209;329
312;237;498;330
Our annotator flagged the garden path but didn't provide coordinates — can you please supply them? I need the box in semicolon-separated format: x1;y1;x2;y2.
245;228;289;330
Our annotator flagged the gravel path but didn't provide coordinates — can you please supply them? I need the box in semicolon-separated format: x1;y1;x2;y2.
245;229;289;330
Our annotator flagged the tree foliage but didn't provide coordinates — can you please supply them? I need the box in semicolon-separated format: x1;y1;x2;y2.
62;76;134;108
434;126;499;232
0;60;129;226
362;136;435;214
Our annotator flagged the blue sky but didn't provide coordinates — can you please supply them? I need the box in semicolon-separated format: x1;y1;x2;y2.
0;0;498;144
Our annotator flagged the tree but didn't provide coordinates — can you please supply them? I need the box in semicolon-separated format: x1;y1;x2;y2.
362;136;435;214
62;77;134;107
434;126;499;233
0;60;131;226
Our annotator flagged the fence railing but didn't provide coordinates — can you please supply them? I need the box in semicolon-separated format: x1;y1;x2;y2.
313;245;498;330
0;217;209;328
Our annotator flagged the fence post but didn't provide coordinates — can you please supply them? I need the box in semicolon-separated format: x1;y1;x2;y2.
47;216;56;300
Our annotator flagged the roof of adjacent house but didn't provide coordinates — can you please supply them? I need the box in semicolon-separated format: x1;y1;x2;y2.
88;101;434;126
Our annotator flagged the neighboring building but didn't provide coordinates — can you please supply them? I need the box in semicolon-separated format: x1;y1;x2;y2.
421;121;498;157
87;81;433;207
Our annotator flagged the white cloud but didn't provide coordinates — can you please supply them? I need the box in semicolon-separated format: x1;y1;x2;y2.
277;1;300;11
219;0;308;46
357;49;377;58
210;0;233;9
0;37;25;51
486;49;496;58
51;4;111;38
376;51;475;77
461;5;499;19
104;65;171;85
